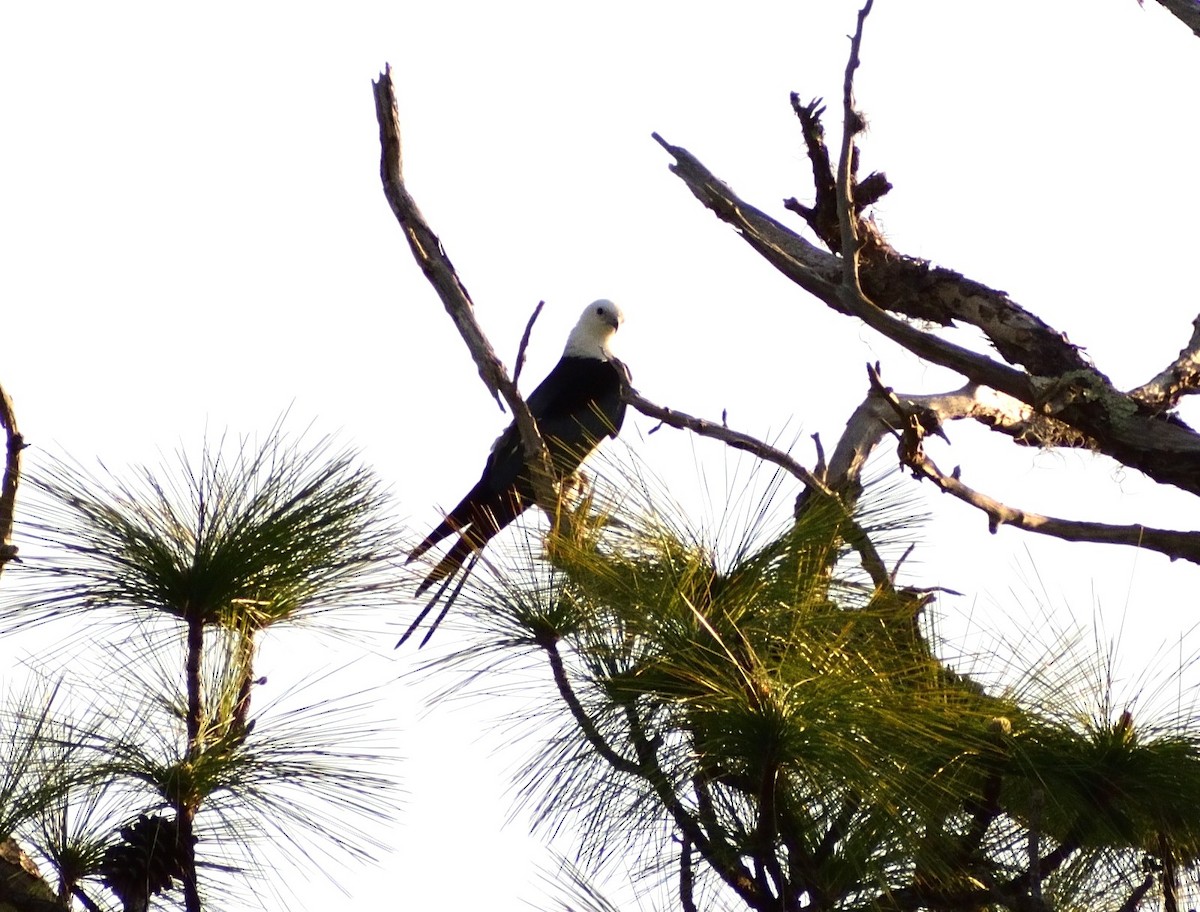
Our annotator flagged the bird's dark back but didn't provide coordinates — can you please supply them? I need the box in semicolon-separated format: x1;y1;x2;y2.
484;356;627;495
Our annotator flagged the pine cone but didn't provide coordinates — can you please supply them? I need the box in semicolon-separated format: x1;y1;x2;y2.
99;814;195;911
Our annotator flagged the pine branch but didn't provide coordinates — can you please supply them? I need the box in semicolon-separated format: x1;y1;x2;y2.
679;838;698;912
540;639;640;778
622;704;765;911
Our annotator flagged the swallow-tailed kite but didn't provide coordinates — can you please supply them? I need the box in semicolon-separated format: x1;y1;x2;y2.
401;299;629;646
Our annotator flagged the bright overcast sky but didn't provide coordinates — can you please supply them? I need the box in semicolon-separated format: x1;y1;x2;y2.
3;1;1200;909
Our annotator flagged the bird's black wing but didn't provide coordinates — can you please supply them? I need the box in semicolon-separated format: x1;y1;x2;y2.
406;356;626;593
499;355;627;475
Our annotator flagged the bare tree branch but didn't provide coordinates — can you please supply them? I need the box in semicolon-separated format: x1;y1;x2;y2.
653;129;1200;497
825;380;1092;505
820;5;1200;570
0;382;23;578
623;387;893;589
835;0;874;294
906;447;1200;562
868;371;1200;565
1154;0;1200;37
785;96;892;253
372;66;558;514
654;132;1039;405
1129;313;1200;413
789;107;1091;380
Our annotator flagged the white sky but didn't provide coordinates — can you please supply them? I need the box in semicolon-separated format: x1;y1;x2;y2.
3;1;1200;909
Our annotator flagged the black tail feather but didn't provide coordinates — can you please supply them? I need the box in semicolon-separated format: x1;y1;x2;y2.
405;490;526;646
418;554;478;648
397;552;480;648
407;504;470;564
414;533;477;596
407;477;495;564
397;571;457;647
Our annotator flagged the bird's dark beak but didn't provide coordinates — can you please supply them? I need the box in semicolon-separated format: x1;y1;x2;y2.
603;313;620;330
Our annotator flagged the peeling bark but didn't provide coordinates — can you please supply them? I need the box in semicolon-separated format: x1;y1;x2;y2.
655;132;1200;498
1129;313;1200;413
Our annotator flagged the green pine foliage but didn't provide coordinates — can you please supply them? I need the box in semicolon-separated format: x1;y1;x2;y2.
0;427;405;911
430;457;1200;912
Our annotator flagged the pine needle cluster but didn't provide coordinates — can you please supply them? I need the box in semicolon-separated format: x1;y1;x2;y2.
0;427;405;911
429;456;1200;912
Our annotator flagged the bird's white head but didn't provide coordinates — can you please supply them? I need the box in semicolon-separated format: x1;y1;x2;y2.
563;299;623;360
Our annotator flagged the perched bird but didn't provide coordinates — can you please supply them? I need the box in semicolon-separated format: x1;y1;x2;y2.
401;299;630;646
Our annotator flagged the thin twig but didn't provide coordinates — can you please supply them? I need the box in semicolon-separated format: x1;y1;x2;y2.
899;429;1200;565
836;0;874;291
832;2;1033;406
1116;876;1155;912
512;300;545;389
1028;788;1042;904
623;387;892;589
864;366;1200;563
810;432;827;481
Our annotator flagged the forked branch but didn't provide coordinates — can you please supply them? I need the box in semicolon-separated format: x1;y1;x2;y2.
372;66;558;515
623;387;892;589
869;368;1200;565
1129;313;1200;413
656;22;1200;500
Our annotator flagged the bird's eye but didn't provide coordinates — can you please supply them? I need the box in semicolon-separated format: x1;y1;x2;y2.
595;307;604;315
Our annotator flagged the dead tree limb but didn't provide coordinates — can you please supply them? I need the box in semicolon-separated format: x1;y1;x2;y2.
1154;0;1200;37
1129;313;1200;413
624;387;892;590
865;369;1200;565
512;300;546;388
372;66;558;515
648;0;1200;571
653;114;1200;498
